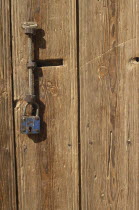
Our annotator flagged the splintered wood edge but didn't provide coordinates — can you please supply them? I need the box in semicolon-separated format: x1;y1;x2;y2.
22;22;38;29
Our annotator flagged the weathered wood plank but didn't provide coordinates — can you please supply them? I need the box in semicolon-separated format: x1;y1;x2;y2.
79;0;139;209
0;0;17;209
11;0;78;209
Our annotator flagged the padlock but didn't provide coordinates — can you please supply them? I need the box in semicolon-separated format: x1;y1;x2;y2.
20;102;40;134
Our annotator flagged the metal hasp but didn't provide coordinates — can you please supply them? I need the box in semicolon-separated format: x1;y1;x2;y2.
21;22;40;134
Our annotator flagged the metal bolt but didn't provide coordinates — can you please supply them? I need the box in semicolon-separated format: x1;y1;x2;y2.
21;22;40;135
22;22;38;96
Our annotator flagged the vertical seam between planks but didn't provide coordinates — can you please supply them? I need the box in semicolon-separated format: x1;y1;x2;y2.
76;1;82;210
9;0;19;209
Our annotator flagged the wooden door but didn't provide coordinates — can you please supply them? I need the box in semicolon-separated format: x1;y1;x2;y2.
11;0;79;210
79;0;139;209
0;0;17;209
0;0;139;210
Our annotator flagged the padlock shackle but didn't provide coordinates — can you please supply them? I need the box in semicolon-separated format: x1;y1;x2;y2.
23;102;39;116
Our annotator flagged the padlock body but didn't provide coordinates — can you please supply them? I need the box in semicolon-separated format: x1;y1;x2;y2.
21;116;40;134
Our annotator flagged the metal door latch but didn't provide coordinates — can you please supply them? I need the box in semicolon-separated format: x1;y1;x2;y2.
20;22;40;134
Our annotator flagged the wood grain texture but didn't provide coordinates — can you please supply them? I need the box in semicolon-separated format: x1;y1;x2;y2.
11;0;78;209
79;0;139;209
0;0;17;209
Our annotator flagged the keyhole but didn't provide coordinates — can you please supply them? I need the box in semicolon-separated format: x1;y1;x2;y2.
134;57;139;62
28;127;32;132
130;57;139;64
